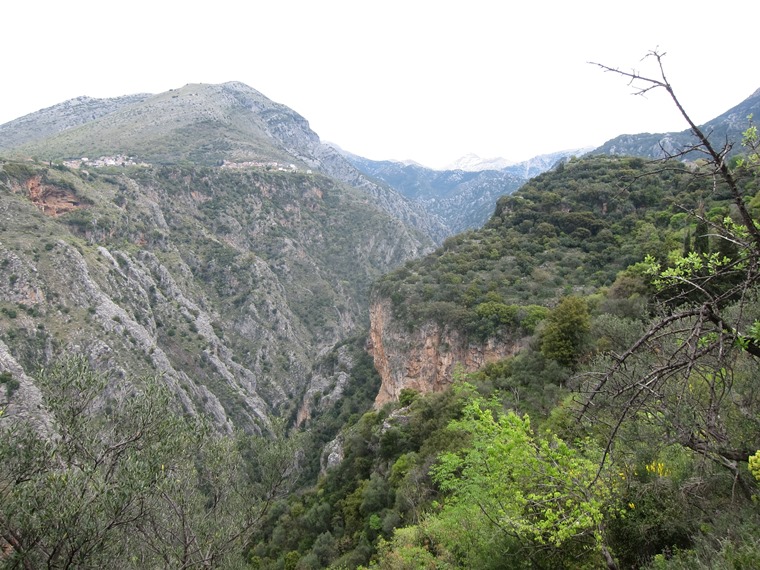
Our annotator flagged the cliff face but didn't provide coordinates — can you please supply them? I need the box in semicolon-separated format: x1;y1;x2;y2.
0;161;424;433
368;297;524;407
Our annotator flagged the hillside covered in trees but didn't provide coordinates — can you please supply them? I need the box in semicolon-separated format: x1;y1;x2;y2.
247;64;760;565
242;139;760;568
3;59;760;569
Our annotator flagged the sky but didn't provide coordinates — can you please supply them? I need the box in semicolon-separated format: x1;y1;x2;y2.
2;1;758;169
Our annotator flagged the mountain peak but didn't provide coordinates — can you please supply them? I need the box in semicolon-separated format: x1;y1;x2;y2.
444;153;514;172
0;81;312;166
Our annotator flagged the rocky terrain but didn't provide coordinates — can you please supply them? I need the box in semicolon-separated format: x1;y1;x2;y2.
367;297;526;407
4;81;757;436
0;82;447;244
0;81;461;432
0;159;424;432
343;148;586;233
0;94;151;151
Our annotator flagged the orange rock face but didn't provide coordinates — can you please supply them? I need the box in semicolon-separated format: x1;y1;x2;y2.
17;176;82;217
368;297;524;407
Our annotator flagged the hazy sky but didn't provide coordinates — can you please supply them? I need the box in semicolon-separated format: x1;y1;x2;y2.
2;1;758;168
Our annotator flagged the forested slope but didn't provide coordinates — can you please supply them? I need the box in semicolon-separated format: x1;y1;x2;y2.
4;66;760;570
249;141;760;568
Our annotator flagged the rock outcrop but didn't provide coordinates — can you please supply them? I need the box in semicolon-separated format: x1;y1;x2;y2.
0;340;50;430
295;344;354;427
368;297;524;407
13;175;83;216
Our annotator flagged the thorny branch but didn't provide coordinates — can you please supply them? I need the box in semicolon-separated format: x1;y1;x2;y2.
582;50;760;480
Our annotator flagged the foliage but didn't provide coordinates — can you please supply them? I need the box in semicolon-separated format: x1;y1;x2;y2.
0;371;19;400
570;51;760;566
420;394;616;568
361;386;625;569
248;384;478;569
374;154;705;336
641;510;760;570
0;356;300;569
750;450;760;481
297;336;383;482
580;54;760;494
540;296;591;370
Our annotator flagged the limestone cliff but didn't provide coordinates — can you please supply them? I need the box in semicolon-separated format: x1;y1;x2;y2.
368;297;524;407
0;161;423;433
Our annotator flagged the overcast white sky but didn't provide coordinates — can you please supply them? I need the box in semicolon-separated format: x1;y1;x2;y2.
2;1;758;169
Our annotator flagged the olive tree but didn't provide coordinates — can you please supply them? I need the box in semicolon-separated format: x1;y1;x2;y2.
0;356;300;569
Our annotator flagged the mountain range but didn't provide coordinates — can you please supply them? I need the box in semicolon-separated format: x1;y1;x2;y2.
341;147;588;233
1;80;758;434
0;82;445;433
3;78;760;569
0;82;447;244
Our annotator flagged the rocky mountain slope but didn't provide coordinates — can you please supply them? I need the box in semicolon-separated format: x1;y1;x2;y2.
0;159;428;431
0;73;453;436
343;148;585;233
593;87;760;158
366;154;713;403
0;94;152;151
1;82;447;244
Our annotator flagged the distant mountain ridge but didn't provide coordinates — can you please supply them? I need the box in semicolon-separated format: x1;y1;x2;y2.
0;82;300;165
0;82;582;241
593;87;760;158
342;148;585;233
502;148;593;179
0;94;152;151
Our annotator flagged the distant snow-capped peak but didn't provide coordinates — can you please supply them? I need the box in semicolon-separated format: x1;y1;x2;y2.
444;153;515;172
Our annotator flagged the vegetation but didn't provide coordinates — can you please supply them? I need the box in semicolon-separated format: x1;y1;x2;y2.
428;395;615;568
0;357;300;569
374;153;708;339
2;55;760;569
239;55;760;569
0;159;418;429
